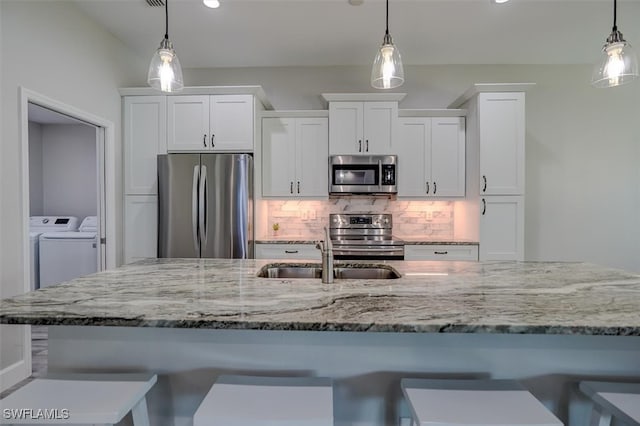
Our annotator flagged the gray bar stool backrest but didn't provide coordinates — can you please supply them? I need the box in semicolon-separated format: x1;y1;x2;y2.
579;381;640;426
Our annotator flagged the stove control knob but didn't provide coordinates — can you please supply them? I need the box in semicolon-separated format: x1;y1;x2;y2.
383;218;390;224
332;218;338;223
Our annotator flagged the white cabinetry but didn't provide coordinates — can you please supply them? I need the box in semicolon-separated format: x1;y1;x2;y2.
404;244;478;261
478;92;525;195
167;94;254;152
123;96;166;195
328;101;397;155
398;117;465;197
479;196;524;261
455;85;532;261
124;196;157;264
255;243;320;260
262;117;328;197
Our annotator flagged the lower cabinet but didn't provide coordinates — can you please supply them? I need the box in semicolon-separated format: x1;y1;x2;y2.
124;195;157;264
479;195;524;261
404;244;479;261
255;243;320;260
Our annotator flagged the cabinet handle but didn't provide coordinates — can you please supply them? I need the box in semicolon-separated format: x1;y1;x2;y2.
482;175;487;192
284;250;299;254
434;251;448;255
366;140;369;152
290;181;293;194
426;182;430;194
297;181;300;194
482;198;486;215
433;182;437;194
203;134;207;148
358;140;362;152
211;134;215;148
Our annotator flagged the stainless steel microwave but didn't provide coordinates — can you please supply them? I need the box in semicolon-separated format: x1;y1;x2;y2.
329;155;397;195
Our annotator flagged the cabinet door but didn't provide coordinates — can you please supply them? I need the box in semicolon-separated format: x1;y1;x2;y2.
167;95;210;151
124;96;166;195
210;94;254;151
329;102;363;155
397;117;429;197
296;118;328;197
478;93;525;195
262;118;296;197
430;117;465;197
255;243;320;260
363;102;397;154
124;195;158;264
479;195;524;261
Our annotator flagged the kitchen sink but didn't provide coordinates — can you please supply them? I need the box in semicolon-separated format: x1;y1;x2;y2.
257;264;401;280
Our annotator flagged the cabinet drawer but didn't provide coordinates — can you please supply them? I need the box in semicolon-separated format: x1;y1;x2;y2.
255;243;320;260
404;244;478;261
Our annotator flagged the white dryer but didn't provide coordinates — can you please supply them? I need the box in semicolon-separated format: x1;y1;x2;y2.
29;216;79;290
39;216;98;288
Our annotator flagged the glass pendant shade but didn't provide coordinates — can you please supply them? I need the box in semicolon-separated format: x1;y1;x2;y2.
591;0;638;88
591;37;638;88
148;38;184;93
371;34;405;89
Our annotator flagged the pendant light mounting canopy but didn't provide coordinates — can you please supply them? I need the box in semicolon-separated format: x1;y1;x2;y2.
591;0;638;88
148;0;184;93
371;0;404;90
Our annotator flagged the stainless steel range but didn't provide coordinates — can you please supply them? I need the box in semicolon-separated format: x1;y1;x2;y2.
329;213;404;260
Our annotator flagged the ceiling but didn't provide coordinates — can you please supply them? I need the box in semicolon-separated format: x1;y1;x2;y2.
72;0;640;69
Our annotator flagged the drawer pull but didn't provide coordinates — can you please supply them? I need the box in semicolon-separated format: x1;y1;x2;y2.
434;251;448;255
284;250;299;254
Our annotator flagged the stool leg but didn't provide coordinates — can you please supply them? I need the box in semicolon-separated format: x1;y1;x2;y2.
131;397;150;426
589;405;612;426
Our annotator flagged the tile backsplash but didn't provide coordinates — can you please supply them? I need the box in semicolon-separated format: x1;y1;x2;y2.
264;198;455;239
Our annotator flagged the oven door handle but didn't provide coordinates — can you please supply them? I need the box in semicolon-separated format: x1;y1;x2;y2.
333;247;405;253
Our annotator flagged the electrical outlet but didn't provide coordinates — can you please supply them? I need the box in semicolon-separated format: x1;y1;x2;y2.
301;210;308;220
309;210;317;220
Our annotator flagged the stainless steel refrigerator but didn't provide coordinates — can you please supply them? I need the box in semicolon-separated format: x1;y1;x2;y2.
158;153;253;258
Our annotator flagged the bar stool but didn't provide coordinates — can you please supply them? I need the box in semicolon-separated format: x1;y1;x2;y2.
193;375;333;426
401;378;563;426
0;373;156;425
579;381;640;426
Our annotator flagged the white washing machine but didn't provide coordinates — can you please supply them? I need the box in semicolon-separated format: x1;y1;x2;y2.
29;216;79;290
39;216;98;288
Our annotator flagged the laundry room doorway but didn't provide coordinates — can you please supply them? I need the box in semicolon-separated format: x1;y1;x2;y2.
14;87;117;384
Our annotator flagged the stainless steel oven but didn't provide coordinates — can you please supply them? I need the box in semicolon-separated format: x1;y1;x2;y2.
329;155;397;195
329;213;404;260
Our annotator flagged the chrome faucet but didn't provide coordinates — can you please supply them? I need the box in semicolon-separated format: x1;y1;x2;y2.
315;227;334;283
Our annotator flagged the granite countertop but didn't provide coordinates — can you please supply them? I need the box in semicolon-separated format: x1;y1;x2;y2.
1;259;639;335
256;238;479;245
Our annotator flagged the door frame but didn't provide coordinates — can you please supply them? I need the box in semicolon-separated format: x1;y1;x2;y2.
3;87;117;389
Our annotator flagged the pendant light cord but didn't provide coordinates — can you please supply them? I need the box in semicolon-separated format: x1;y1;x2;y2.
164;0;169;40
612;0;617;32
385;0;390;36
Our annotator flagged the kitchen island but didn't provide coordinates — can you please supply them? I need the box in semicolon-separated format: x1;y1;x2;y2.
2;259;640;425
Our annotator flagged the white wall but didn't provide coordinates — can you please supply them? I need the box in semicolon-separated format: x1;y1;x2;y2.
28;122;44;216
186;65;640;272
41;124;97;220
0;0;147;380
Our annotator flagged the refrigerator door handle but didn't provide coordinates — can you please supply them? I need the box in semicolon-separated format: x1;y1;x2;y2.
192;165;200;255
199;165;208;248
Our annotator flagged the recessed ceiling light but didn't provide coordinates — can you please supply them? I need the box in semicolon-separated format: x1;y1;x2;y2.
491;0;510;3
348;0;364;5
203;0;220;8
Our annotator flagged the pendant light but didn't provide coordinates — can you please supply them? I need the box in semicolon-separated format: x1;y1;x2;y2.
591;0;638;88
371;0;404;89
148;0;184;93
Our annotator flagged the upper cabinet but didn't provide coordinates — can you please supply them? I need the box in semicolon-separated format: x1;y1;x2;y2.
477;92;525;195
167;94;254;152
262;116;328;197
123;96;167;195
397;116;465;198
323;93;404;156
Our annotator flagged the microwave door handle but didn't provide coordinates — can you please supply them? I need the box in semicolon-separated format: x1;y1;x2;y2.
192;165;200;255
378;160;383;190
